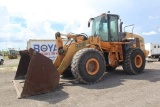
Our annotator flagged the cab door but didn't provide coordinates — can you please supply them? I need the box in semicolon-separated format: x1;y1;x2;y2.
108;15;119;42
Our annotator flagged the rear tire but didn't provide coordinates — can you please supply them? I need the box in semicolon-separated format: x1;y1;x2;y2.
71;48;106;84
123;48;145;74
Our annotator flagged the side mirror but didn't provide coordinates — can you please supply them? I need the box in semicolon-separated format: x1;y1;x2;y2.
88;22;90;27
120;22;123;32
88;18;94;27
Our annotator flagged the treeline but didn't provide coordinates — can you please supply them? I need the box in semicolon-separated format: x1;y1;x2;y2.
0;50;9;56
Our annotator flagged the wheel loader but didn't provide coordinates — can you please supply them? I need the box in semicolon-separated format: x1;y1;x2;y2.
8;49;18;59
13;13;148;98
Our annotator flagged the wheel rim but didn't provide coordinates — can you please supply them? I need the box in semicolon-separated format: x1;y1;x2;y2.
135;55;142;68
86;58;99;75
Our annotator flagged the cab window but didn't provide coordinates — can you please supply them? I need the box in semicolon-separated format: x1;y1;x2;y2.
109;16;118;41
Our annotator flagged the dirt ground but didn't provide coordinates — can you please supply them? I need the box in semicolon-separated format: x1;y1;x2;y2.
0;58;160;107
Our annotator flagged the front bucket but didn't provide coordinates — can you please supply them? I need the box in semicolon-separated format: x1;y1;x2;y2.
13;48;60;98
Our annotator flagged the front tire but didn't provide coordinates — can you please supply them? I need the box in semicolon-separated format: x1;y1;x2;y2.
71;48;106;84
123;48;145;74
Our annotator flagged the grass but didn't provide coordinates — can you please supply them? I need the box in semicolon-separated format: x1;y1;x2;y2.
3;56;20;60
0;66;17;73
0;63;18;73
10;64;19;67
0;57;19;73
3;56;9;60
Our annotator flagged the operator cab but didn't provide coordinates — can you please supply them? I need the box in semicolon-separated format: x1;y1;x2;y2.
9;50;15;56
88;13;119;42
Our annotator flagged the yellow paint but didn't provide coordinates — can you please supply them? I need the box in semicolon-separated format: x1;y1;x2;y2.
54;31;148;74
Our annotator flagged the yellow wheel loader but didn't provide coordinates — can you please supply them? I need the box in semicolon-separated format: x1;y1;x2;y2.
8;49;18;59
13;13;148;98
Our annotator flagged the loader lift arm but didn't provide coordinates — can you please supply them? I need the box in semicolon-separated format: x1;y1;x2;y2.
54;32;102;75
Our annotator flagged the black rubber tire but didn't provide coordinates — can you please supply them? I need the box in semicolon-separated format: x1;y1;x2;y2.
106;66;116;72
123;48;145;74
158;56;160;61
71;48;106;84
1;60;4;65
0;60;3;65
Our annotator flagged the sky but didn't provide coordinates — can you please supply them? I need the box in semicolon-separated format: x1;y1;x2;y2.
0;0;160;51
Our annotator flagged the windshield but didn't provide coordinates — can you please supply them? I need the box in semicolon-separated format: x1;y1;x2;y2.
10;50;15;55
91;16;108;41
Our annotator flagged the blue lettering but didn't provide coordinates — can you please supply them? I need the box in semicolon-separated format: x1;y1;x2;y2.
34;44;40;52
48;44;53;52
53;44;56;51
33;44;57;52
41;45;48;52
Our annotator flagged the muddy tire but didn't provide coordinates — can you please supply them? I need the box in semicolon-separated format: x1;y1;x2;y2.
71;48;106;84
123;48;145;74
